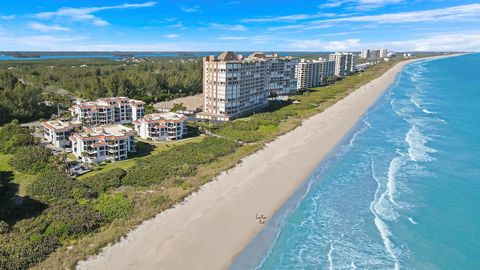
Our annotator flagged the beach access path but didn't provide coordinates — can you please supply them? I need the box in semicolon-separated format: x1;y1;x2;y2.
76;56;452;270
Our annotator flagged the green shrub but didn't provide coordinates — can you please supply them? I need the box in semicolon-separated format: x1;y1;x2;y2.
0;120;35;154
27;168;80;201
0;234;60;270
80;168;126;196
48;203;105;235
95;193;132;222
8;146;52;173
122;137;238;186
0;221;9;234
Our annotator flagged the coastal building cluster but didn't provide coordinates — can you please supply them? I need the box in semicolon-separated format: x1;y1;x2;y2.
198;51;362;121
360;48;394;60
41;97;187;165
39;49;391;167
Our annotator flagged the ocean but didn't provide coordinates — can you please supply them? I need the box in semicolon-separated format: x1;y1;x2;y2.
232;54;480;269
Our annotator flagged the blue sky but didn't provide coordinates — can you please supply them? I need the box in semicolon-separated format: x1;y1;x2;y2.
0;0;479;51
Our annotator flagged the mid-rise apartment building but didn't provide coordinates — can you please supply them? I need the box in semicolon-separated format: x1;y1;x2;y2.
379;48;388;58
361;49;370;59
133;112;187;141
295;58;335;89
70;97;145;126
329;52;358;77
41;120;82;148
361;48;389;60
197;51;298;121
370;49;381;60
265;54;299;95
69;124;136;164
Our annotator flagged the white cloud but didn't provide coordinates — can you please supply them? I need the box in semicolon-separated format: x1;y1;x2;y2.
34;1;157;26
218;36;247;40
0;34;89;50
29;22;70;32
385;33;480;51
288;38;361;50
165;34;179;38
180;5;201;13
317;3;480;24
268;23;333;31
268;25;306;31
166;22;186;29
287;31;480;51
217;35;273;44
243;14;322;23
224;1;241;6
318;1;344;9
319;0;403;10
209;23;247;31
0;15;15;20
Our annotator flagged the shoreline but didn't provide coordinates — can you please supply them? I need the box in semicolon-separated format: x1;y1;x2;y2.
77;55;460;270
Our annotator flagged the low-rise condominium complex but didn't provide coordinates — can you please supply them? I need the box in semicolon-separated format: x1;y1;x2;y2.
197;51;298;121
295;58;335;89
69;124;136;164
329;52;358;77
70;97;145;126
41;120;82;148
133;112;187;141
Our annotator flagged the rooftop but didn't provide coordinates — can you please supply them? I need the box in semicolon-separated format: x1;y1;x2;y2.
72;124;136;140
42;120;81;131
72;96;145;109
135;112;187;124
205;51;294;63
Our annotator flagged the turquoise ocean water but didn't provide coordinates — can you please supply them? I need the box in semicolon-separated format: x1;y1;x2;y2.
232;54;480;270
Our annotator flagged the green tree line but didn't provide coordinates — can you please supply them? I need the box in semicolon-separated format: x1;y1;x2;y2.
3;59;202;102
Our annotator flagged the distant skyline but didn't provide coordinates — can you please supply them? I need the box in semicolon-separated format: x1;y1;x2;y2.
1;0;479;51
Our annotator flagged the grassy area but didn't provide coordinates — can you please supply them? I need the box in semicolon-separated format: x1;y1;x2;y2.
0;153;36;196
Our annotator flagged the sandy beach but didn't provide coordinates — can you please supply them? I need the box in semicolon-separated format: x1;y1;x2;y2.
76;56;450;270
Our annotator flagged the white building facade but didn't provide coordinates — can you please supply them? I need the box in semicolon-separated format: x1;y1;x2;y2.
361;49;370;59
41;120;82;148
133;112;187;141
329;52;358;77
266;55;299;95
295;58;335;89
70;97;145;126
69;124;136;164
197;51;298;121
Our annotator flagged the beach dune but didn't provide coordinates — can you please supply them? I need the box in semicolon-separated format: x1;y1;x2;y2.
77;58;428;270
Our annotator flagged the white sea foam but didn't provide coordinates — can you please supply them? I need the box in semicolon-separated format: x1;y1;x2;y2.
386;153;404;206
405;126;437;162
422;108;434;114
436;117;448;125
421;108;448;124
370;159;400;270
351;261;357;269
410;97;422;109
408;217;418;225
328;244;335;270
